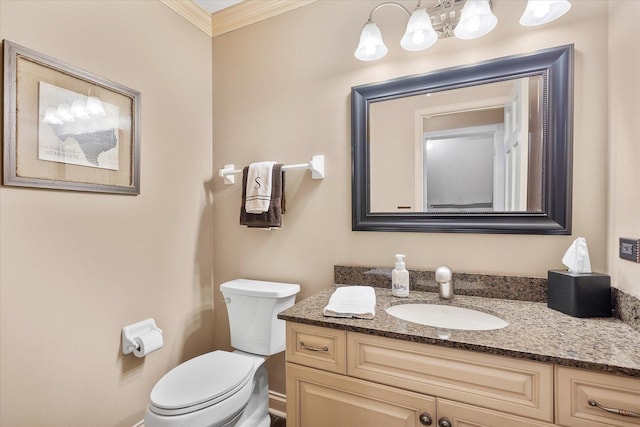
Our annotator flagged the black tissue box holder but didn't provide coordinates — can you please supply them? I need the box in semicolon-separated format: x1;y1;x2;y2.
547;270;611;318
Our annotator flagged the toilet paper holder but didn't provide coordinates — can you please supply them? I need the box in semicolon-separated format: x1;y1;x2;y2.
122;318;163;355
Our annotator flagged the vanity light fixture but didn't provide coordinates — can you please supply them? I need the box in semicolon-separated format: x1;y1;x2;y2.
354;0;571;61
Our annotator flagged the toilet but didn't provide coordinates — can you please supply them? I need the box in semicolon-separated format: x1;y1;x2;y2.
144;279;300;427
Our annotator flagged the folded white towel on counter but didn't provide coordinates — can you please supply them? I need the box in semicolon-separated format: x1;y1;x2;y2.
245;161;276;213
323;286;376;320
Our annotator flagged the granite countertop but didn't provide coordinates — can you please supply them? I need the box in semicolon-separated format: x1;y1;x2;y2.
279;286;640;378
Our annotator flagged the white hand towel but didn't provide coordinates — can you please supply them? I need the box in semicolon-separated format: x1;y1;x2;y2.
245;161;276;213
323;286;376;320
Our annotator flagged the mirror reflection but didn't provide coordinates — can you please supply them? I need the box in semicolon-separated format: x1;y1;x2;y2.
369;76;544;213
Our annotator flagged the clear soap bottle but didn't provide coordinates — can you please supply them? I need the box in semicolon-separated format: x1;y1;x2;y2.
392;254;409;297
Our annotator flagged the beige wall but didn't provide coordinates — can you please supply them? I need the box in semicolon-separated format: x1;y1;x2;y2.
212;0;619;395
1;0;637;425
0;1;213;425
608;1;640;298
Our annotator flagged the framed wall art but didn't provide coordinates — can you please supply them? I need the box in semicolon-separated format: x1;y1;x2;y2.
3;40;140;194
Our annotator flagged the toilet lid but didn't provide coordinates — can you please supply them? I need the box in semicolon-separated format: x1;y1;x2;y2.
150;351;254;414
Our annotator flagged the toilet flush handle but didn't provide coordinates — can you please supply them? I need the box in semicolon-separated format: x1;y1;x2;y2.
224;297;231;304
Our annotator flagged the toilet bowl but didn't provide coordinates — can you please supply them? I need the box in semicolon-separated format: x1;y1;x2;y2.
144;279;300;427
144;351;268;427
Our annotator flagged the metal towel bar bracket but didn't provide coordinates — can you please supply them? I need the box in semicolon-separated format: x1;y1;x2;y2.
218;155;325;185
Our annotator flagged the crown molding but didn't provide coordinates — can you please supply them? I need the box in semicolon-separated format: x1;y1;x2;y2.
160;1;317;38
160;0;212;36
211;0;317;37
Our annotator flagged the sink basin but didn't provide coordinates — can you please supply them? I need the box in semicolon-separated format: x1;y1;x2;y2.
385;304;508;331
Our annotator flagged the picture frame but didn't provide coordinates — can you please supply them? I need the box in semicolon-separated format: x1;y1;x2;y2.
3;40;140;194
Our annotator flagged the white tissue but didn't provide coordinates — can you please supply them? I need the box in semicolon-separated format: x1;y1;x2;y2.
561;237;592;274
132;329;163;357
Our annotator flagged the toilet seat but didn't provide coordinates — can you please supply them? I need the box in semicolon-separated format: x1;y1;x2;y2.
149;351;254;416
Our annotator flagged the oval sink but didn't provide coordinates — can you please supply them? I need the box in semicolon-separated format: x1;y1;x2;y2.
386;304;508;331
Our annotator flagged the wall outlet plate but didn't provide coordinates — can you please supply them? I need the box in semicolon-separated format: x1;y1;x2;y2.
619;238;640;262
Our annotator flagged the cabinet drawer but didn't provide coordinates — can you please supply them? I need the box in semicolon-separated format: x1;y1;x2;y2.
286;363;436;427
438;398;555;427
347;332;553;422
286;322;346;374
556;366;640;427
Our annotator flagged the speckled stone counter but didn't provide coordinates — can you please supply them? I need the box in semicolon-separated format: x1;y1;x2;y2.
279;286;640;378
334;265;549;302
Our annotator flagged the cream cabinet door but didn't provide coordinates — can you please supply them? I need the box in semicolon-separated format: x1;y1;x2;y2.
436;399;556;427
286;362;436;427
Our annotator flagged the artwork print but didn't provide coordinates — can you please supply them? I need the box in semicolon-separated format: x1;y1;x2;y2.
38;82;120;170
3;40;140;194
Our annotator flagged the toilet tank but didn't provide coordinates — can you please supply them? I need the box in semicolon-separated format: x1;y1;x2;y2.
220;279;300;356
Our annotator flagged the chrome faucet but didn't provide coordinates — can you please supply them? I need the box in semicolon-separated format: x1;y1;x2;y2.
435;265;454;300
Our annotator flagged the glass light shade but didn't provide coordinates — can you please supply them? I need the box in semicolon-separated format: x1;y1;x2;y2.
454;0;498;40
401;9;438;51
519;0;571;26
354;22;388;61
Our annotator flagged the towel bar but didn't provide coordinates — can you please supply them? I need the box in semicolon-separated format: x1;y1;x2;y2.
218;155;325;185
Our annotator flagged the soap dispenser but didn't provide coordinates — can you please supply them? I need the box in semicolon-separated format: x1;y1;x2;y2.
392;254;410;297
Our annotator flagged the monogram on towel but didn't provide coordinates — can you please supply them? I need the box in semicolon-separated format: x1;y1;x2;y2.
240;164;285;229
245;161;276;213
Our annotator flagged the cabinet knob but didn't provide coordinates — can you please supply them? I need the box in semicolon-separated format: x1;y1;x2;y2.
419;412;432;425
438;417;452;427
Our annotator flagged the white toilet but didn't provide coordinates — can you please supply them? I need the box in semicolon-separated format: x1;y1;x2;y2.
144;279;300;427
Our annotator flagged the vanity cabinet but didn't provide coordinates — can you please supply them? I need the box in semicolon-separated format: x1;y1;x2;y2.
286;323;557;427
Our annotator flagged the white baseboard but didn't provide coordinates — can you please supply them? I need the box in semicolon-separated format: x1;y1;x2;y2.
268;390;287;419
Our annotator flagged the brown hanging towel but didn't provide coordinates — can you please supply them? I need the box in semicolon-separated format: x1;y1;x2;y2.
240;164;285;229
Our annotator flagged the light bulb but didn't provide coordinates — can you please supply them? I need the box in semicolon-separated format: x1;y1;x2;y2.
365;43;376;56
466;16;481;32
413;30;425;45
534;3;550;18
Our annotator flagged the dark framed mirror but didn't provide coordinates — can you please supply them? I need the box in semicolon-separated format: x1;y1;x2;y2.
351;44;573;234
